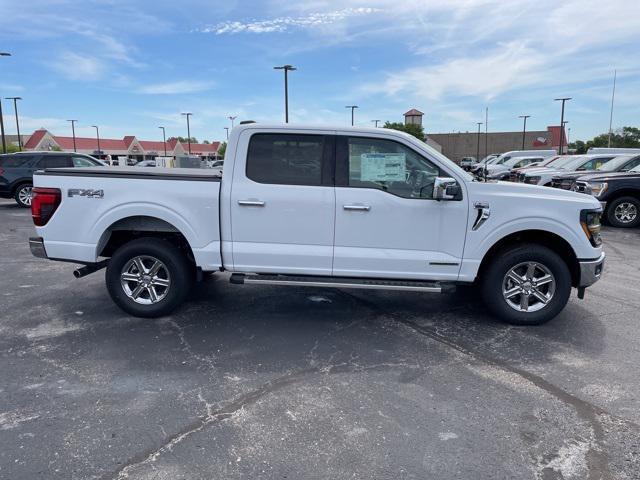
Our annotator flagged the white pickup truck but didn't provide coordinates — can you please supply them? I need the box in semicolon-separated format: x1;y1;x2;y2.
29;124;605;325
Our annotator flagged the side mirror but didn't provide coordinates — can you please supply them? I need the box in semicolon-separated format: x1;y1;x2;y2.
433;177;460;200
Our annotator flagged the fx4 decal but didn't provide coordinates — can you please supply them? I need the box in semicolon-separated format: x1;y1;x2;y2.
68;188;104;199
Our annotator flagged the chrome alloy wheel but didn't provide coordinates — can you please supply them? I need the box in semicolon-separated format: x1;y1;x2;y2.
614;202;638;224
502;261;556;312
120;256;171;305
18;186;33;206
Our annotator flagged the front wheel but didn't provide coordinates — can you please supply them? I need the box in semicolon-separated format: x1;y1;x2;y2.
606;196;640;228
106;238;193;318
481;244;571;325
14;183;33;208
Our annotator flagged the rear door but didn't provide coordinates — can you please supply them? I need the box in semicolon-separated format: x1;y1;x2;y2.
36;155;73;169
229;129;336;275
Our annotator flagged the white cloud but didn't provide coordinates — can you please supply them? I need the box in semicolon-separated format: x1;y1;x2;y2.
48;52;106;81
199;7;380;34
136;81;216;95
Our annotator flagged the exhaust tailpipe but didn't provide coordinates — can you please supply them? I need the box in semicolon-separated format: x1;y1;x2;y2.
74;259;109;279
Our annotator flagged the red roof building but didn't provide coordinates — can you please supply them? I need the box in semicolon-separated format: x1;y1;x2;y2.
23;129;221;160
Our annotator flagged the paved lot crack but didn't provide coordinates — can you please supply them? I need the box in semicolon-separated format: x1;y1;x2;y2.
335;289;640;480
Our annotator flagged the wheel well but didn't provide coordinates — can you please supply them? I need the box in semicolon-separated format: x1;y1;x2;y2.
477;230;580;287
98;216;195;263
11;181;32;195
605;190;640;205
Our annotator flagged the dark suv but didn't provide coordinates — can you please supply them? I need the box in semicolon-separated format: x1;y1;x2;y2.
0;152;103;207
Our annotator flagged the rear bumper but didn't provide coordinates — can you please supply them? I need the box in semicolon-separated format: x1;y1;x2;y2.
29;237;48;259
578;252;605;287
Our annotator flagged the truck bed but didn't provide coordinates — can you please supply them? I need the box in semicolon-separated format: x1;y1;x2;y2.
33;166;222;270
40;166;222;180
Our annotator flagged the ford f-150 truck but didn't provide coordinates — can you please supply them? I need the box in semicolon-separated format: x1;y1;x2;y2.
29;124;605;325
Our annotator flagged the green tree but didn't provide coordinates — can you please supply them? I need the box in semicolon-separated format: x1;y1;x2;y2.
383;121;425;141
168;136;198;144
569;140;586;154
202;140;210;144
217;142;227;158
585;126;640;151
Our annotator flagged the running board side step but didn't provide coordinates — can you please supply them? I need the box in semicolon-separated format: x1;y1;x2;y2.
230;273;456;293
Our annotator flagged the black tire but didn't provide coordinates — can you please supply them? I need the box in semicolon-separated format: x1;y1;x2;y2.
481;243;571;325
605;196;640;228
105;238;193;318
14;183;33;208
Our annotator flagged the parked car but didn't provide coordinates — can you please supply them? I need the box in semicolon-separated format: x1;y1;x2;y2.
521;154;617;186
509;155;562;181
586;147;640;155
573;163;640;228
550;155;640;190
0;151;103;207
29;124;604;326
459;157;477;170
470;150;556;175
135;160;157;167
484;156;545;180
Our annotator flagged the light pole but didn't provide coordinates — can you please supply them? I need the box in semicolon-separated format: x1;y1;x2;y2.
224;127;229;140
346;105;358;126
562;121;569;147
554;97;571;155
273;65;296;123
67;119;78;152
228;116;237;129
6;96;22;151
0;52;10;153
158;126;167;157
371;119;381;128
91;125;101;158
476;122;483;161
181;113;193;154
518;115;530;150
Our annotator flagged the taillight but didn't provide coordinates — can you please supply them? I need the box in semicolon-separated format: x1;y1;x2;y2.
31;187;61;226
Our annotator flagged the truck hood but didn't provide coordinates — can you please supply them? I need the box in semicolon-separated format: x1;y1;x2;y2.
469;179;602;208
574;171;640;182
551;170;598;181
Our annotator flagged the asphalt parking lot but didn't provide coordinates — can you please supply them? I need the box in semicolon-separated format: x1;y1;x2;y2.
1;198;639;480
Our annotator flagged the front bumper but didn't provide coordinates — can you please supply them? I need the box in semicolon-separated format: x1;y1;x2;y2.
578;252;605;287
599;201;607;211
29;237;48;259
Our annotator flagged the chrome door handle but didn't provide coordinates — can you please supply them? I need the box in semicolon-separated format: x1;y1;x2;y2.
343;205;371;211
238;200;265;207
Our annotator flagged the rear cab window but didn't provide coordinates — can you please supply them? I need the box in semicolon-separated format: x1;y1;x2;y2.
246;133;331;186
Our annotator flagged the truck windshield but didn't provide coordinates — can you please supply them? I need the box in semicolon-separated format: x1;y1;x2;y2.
597;155;636;172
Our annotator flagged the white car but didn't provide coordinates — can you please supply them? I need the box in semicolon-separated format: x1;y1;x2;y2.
29;124;604;325
522;154;618;186
484;156;546;180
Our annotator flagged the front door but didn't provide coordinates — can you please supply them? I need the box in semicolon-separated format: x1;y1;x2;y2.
333;134;468;281
230;130;335;275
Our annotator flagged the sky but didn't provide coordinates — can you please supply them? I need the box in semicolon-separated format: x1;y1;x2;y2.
0;0;638;144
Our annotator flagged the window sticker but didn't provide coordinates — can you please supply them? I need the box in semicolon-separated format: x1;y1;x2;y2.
360;153;406;182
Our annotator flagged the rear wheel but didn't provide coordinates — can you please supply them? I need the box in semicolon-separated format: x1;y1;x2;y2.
14;183;33;208
106;238;193;317
481;244;571;325
606;196;640;228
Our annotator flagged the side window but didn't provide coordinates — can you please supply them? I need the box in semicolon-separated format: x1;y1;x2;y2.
37;156;72;168
72;156;97;167
0;155;34;167
342;137;441;199
622;157;640;171
246;133;325;186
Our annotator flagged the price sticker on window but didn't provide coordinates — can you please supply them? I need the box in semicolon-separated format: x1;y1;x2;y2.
360;153;406;182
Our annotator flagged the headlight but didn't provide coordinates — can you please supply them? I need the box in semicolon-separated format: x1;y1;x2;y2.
587;182;608;198
524;176;541;184
580;209;602;247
